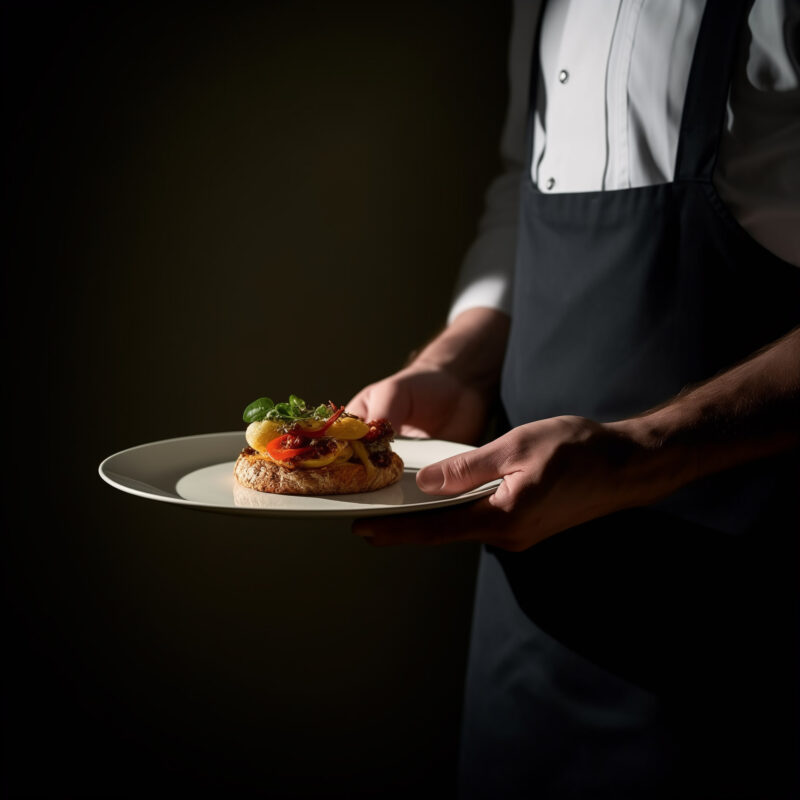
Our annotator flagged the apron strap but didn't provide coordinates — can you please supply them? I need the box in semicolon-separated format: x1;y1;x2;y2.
674;0;752;183
524;1;548;175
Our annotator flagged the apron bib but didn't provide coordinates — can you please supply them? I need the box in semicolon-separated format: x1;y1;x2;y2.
459;1;800;797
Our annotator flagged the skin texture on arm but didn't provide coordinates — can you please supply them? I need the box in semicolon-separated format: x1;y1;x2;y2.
353;325;800;548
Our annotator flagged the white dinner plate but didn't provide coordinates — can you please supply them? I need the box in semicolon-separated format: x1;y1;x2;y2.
98;432;499;518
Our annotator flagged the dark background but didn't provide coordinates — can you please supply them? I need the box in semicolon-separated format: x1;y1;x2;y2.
3;2;511;796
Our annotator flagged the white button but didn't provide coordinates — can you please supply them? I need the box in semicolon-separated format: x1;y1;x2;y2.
545;177;556;190
559;69;569;84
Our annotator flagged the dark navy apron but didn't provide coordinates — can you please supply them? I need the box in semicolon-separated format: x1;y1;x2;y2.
459;1;800;797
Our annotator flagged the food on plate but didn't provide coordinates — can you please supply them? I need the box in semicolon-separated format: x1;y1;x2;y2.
234;395;403;495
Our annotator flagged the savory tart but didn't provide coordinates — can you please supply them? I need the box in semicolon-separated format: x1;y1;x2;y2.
234;395;403;495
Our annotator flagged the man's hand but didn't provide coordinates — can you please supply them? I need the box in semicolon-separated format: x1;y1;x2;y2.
354;326;800;549
353;415;655;548
348;307;510;444
348;366;492;444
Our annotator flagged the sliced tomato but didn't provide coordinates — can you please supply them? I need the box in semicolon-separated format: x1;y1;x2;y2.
266;434;314;462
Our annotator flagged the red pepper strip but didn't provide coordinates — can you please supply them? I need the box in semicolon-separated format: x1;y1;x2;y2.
301;404;345;438
266;434;314;462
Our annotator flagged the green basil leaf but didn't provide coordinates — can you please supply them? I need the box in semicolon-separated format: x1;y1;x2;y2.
242;395;333;424
274;402;293;418
242;397;274;423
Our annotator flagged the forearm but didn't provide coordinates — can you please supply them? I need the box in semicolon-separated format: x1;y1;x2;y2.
611;327;800;503
410;307;510;391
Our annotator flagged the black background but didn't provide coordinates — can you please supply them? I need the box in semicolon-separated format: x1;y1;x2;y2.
3;2;511;796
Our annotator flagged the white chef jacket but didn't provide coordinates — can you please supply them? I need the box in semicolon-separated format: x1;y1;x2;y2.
448;0;800;323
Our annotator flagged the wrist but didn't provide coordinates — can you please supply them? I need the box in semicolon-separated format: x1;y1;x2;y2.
605;414;696;507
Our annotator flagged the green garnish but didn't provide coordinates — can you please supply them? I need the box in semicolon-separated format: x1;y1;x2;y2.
242;395;335;424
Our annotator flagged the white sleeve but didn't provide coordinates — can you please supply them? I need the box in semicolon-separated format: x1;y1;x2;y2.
714;0;800;267
447;0;541;324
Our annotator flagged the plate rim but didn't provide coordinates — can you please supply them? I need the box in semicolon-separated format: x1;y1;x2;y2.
98;431;499;518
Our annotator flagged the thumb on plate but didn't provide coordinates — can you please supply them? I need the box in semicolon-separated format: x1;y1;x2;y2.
417;442;504;496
